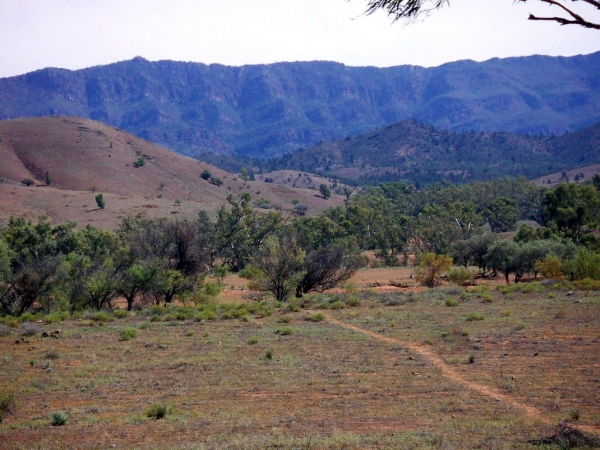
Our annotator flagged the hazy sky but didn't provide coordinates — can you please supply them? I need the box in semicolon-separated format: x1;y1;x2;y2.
1;0;598;78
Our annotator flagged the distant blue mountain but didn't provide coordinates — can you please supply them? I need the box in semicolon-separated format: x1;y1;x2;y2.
1;52;599;158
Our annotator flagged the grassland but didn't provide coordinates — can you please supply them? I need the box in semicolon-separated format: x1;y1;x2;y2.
0;271;599;449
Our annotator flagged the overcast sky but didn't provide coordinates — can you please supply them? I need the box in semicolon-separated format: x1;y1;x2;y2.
0;0;598;78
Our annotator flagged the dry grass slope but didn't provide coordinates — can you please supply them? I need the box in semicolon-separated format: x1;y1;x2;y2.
0;117;344;228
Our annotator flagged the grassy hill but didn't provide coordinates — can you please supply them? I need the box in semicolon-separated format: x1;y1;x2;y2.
0;117;344;228
1;52;599;158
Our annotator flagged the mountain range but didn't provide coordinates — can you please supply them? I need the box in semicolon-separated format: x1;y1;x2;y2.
258;119;600;185
1;52;600;158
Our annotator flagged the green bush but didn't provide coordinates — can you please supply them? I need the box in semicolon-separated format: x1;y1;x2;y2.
51;411;68;426
445;298;459;307
92;311;114;323
447;267;475;286
120;327;138;341
146;402;168;420
307;312;325;322
466;312;484;321
95;193;105;209
114;310;129;319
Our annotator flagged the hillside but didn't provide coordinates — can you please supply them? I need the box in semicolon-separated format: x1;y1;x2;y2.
1;53;599;158
0;117;344;228
261;119;600;185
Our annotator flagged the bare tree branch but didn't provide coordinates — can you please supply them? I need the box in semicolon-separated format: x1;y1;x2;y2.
359;0;600;29
522;0;600;29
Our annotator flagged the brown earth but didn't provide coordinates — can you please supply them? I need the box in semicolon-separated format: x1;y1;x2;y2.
0;117;344;228
532;163;600;187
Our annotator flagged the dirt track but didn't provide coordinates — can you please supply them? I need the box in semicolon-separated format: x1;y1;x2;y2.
324;314;600;436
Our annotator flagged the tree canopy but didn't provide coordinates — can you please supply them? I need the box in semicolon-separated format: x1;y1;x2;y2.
361;0;600;30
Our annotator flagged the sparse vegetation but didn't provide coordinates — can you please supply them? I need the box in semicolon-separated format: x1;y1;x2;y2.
133;156;146;168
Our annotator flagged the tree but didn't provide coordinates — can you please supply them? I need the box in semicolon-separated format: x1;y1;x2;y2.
213;194;285;271
483;197;519;232
45;171;51;186
541;183;600;242
295;242;363;297
200;169;212;180
319;184;331;199
485;239;519;284
251;236;306;302
95;194;105;209
360;0;600;30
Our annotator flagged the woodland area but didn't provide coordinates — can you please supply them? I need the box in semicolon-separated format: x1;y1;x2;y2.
1;175;599;317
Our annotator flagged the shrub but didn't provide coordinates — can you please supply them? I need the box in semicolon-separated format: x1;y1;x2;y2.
133;156;146;168
21;178;35;186
51;411;68;426
21;322;41;336
307;312;325;322
200;169;212;180
247;336;259;345
466;312;484;321
92;311;114;323
447;267;476;286
277;327;293;336
114;310;128;319
45;171;51;186
45;349;60;359
139;322;150;330
0;389;15;422
120;327;138;341
575;278;600;291
445;298;459;307
467;354;475;364
535;256;563;281
146;403;168;420
415;253;453;288
265;349;274;360
95;193;105;209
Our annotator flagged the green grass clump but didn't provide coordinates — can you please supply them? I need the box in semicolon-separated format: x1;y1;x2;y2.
113;310;129;319
120;327;138;341
92;311;114;323
466;312;484;321
276;327;293;336
51;411;68;426
43;311;70;323
307;312;325;322
247;336;260;345
146;402;168;420
445;298;459;307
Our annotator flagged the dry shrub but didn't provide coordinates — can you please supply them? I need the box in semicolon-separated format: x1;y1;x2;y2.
529;421;600;448
416;253;452;288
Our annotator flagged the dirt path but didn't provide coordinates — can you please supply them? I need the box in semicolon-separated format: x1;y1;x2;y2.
326;314;600;436
325;315;549;419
